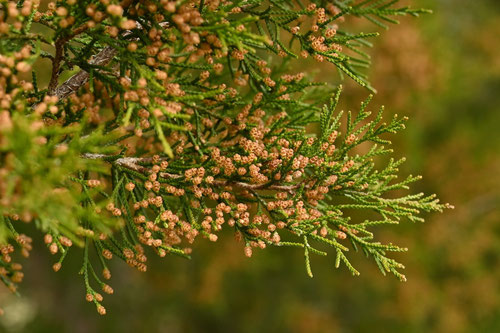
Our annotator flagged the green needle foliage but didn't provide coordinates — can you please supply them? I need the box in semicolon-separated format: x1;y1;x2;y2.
0;0;451;314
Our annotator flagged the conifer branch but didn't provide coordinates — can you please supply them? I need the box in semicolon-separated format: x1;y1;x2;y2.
0;0;451;315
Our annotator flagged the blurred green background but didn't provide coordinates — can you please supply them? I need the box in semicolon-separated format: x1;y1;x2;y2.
1;0;499;332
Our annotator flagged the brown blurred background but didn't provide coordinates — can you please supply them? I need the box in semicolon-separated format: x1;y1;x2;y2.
0;0;499;332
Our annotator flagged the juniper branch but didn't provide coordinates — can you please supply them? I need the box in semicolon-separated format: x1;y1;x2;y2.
0;0;451;315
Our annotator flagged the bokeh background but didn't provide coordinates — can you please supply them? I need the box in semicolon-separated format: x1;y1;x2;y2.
0;0;499;332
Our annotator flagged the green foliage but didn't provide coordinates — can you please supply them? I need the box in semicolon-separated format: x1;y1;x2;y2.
0;0;451;314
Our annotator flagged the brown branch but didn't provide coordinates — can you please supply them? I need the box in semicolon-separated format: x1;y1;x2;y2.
47;39;67;95
211;179;301;192
48;25;90;96
52;46;117;100
81;153;301;192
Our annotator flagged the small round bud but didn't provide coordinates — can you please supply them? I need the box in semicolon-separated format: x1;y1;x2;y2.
102;284;114;294
102;268;111;280
335;231;347;239
244;246;252;258
15;61;31;73
97;305;106;315
59;236;72;247
44;234;53;244
106;4;123;16
49;243;58;254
